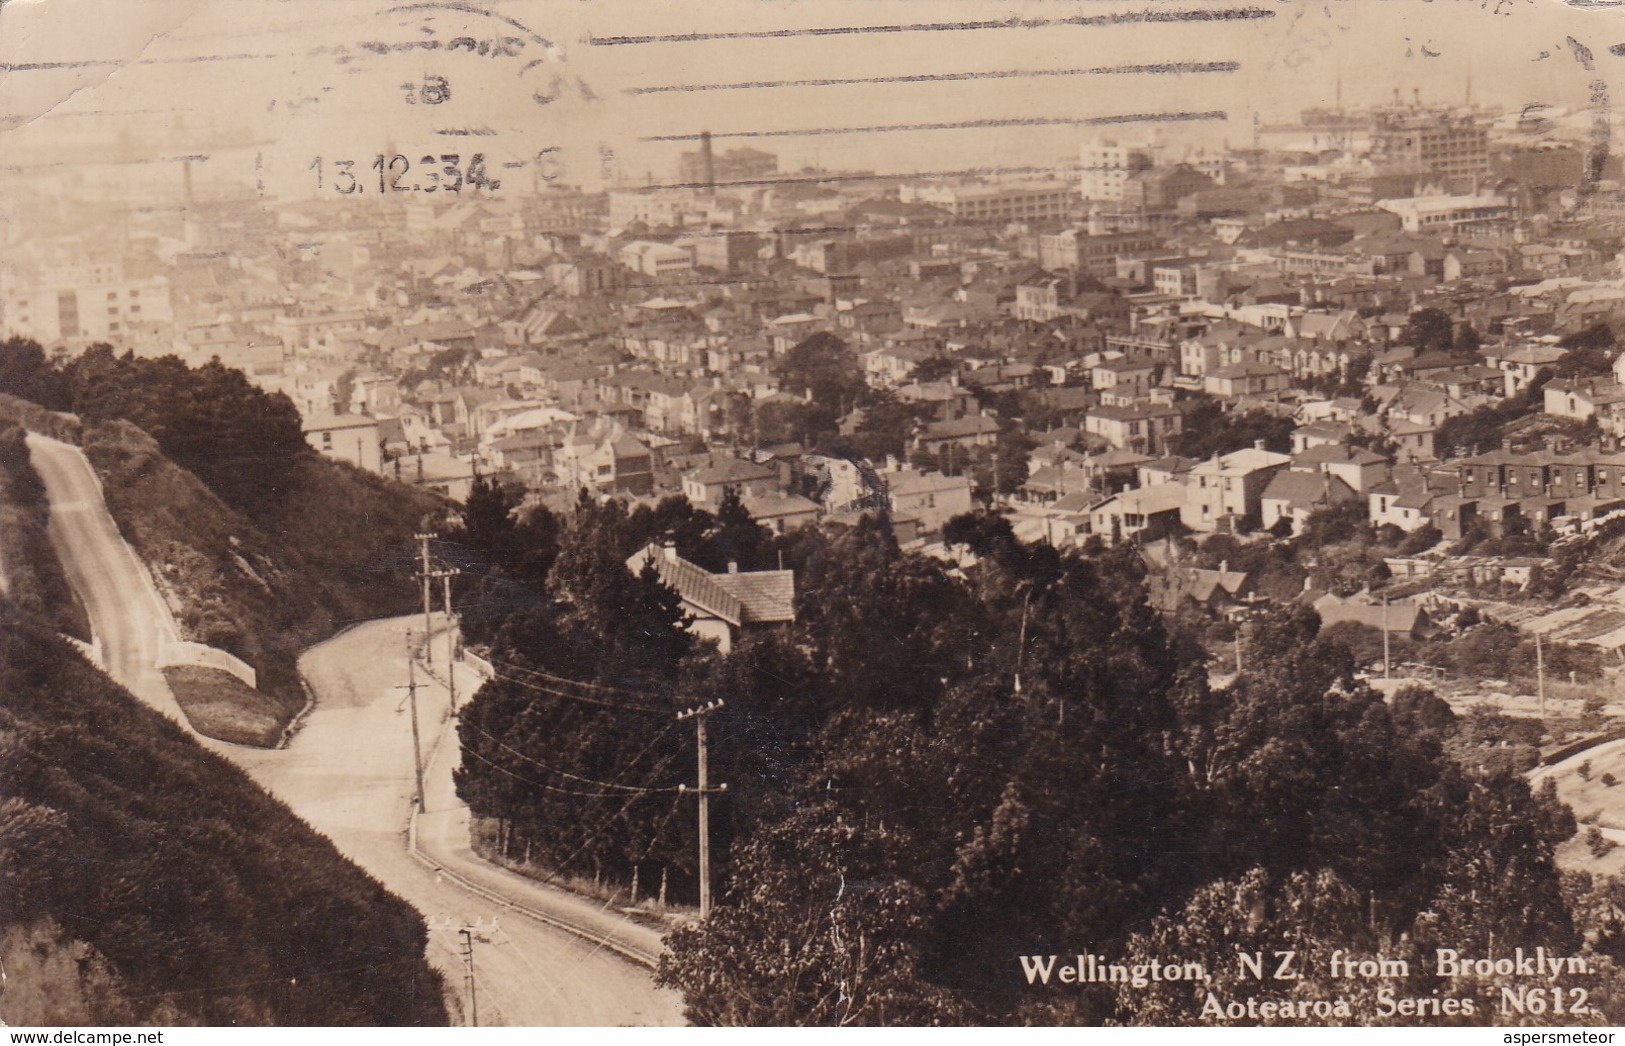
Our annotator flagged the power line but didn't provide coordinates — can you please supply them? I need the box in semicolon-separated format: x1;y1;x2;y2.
523;726;688;889
489;669;668;715
460;716;682;794
463;744;677;799
493;655;672;703
487;662;670;714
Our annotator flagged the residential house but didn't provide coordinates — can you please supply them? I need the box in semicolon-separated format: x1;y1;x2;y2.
1137;455;1198;488
886;469;974;534
1390;418;1437;464
915;416;1001;457
554;425;655;496
626;543;795;655
1488;343;1568;397
1204;361;1289;399
1084;403;1184;455
302;413;382;473
1370;473;1442;532
1260;470;1360;534
1181;444;1292;532
1290;444;1390;494
1312;593;1431;637
1090;356;1156;394
682;457;781;510
861;343;939;387
743;493;822;534
1146;564;1255;616
1545;378;1625;433
1088;483;1186;545
1292;421;1356;453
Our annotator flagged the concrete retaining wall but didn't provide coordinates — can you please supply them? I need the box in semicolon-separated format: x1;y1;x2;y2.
159;639;258;688
463;650;495;681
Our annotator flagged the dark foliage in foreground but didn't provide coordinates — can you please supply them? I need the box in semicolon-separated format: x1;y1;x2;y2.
448;489;1603;1025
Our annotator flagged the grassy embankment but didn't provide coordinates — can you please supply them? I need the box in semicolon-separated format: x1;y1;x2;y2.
0;422;89;641
0;428;450;1025
0;610;450;1026
83;419;445;746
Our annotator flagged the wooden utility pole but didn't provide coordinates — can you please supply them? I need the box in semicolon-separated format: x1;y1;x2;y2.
1014;587;1033;695
458;927;477;1028
415;532;438;663
397;633;427;812
428;567;461;712
678;700;727;918
1537;630;1546;720
1382;593;1391;680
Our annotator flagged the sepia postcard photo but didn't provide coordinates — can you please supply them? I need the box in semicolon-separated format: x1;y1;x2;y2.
5;0;1625;1030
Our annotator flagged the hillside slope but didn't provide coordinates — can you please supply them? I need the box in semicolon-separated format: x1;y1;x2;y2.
0;608;449;1026
0;422;86;640
81;419;445;742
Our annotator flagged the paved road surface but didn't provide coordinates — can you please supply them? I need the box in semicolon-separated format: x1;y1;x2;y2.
230;618;685;1026
28;433;684;1025
27;433;187;725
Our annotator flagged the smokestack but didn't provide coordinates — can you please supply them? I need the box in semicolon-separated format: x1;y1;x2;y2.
700;130;716;198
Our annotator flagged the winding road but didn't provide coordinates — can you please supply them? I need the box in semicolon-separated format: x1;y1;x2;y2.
27;432;684;1026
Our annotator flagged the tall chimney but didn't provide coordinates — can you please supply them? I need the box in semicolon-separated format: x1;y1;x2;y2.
700;130;716;198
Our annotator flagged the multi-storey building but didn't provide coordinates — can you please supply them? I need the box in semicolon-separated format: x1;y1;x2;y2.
1369;110;1490;181
1079;139;1155;201
898;180;1077;224
1;259;173;345
1036;228;1162;276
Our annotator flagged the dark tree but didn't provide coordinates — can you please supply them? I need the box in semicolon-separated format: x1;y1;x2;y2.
1400;308;1455;354
1169;402;1292;459
0;337;71;410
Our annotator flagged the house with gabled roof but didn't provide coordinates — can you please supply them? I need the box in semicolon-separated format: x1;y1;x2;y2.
1182;444;1292;532
742;493;821;534
1146;563;1255;615
916;415;1001;455
1545;377;1625;433
1290;444;1390;494
1089;483;1187;545
1312;592;1431;638
554;423;654;496
682;457;781;510
1260;470;1359;535
1288;309;1363;343
886;469;974;534
627;543;796;654
1487;342;1568;397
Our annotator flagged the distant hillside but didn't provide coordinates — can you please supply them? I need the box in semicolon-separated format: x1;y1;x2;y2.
83;419;445;744
0;608;449;1026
